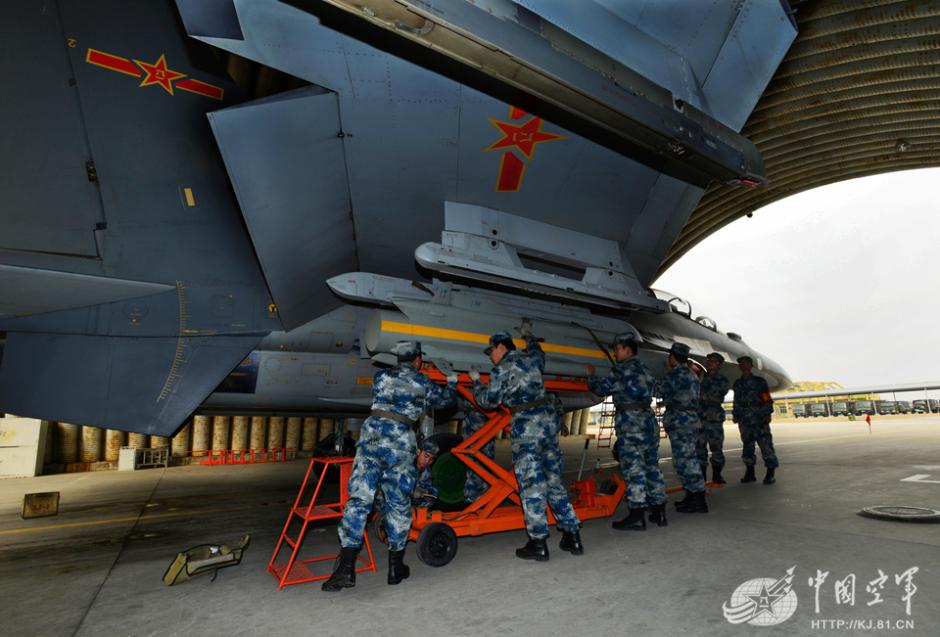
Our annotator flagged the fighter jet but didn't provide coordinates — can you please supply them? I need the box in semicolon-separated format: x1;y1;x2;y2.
0;0;795;436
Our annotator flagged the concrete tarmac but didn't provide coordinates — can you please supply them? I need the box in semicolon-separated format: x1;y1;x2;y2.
2;418;939;636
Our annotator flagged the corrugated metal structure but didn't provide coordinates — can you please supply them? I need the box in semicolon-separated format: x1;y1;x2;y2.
661;0;940;274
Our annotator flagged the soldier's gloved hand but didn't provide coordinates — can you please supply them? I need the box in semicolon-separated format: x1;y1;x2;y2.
445;372;459;384
468;367;481;382
518;318;533;337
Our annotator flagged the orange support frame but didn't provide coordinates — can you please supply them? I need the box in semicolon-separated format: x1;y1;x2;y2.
409;369;626;541
267;457;376;589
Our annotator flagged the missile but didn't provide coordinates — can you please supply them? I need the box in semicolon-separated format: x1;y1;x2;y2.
329;271;635;377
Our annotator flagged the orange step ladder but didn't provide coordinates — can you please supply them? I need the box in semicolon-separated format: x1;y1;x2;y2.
267;456;376;589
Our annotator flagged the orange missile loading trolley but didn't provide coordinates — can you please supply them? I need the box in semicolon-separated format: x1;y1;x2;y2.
387;367;626;567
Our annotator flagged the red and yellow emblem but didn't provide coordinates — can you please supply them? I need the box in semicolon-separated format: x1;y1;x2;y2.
486;107;565;192
86;48;224;100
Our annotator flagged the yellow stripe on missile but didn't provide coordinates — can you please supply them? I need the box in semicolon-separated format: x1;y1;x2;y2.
380;320;607;360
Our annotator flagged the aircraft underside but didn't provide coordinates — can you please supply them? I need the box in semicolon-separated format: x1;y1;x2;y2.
0;0;796;435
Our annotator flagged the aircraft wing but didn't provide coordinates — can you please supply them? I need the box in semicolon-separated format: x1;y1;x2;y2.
176;0;796;329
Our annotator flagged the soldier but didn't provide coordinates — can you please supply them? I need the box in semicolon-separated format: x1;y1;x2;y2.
732;355;778;484
413;439;440;508
459;396;494;503
657;342;708;513
323;341;457;592
585;333;666;531
471;322;583;561
374;438;440;511
697;352;730;484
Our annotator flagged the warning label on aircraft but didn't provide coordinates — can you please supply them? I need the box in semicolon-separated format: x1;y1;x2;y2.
85;49;224;100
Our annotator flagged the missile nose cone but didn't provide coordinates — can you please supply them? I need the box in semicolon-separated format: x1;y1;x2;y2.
326;272;358;297
327;272;377;303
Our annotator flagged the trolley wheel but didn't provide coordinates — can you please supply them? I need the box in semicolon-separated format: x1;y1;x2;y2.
370;512;389;546
416;522;458;567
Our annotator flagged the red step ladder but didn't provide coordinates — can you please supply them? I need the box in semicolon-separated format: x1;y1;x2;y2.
267;456;376;589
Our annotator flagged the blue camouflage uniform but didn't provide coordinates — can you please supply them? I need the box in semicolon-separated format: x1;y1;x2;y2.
473;333;581;539
374;439;440;511
697;370;730;468
732;374;778;469
588;357;665;508
460;397;494;503
412;465;438;508
338;362;456;551
658;364;706;493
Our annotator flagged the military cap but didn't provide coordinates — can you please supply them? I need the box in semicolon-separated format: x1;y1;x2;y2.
669;342;690;361
484;331;516;355
391;340;424;360
611;332;638;349
706;352;725;364
737;355;754;365
419;439;439;456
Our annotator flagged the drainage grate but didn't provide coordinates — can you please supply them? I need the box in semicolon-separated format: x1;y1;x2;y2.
858;506;940;523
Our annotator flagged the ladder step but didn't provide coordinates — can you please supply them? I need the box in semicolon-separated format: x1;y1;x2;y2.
293;505;342;521
283;535;297;549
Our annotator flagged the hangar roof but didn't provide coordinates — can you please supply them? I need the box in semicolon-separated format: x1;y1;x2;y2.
659;0;940;275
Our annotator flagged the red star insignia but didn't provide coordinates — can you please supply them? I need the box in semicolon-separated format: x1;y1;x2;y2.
486;116;564;159
133;54;186;95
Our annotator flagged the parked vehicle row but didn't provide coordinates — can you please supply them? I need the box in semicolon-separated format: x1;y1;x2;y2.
788;398;937;417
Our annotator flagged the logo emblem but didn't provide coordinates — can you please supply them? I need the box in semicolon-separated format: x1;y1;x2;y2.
723;566;798;626
85;49;224;100
486;107;565;192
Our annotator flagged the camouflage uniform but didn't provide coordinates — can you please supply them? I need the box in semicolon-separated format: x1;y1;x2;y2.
338;363;456;551
658;364;705;493
473;333;581;539
412;465;438;508
374;462;438;511
588;358;665;508
732;374;778;469
697;371;730;467
461;397;494;503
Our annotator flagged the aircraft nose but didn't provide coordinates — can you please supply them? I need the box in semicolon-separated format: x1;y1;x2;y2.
761;355;792;392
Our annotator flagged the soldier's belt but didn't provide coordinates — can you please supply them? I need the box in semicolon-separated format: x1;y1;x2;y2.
615;402;651;412
370;409;417;426
508;396;552;415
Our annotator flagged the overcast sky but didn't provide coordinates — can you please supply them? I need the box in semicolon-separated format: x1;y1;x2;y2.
654;167;940;393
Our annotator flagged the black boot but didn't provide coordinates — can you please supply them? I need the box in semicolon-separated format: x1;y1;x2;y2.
702;464;708;482
387;549;410;585
559;530;584;555
711;462;726;484
763;467;776;484
673;490;693;510
675;491;708;513
612;507;647;531
741;465;757;483
322;546;359;592
647;503;668;527
515;537;549;561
